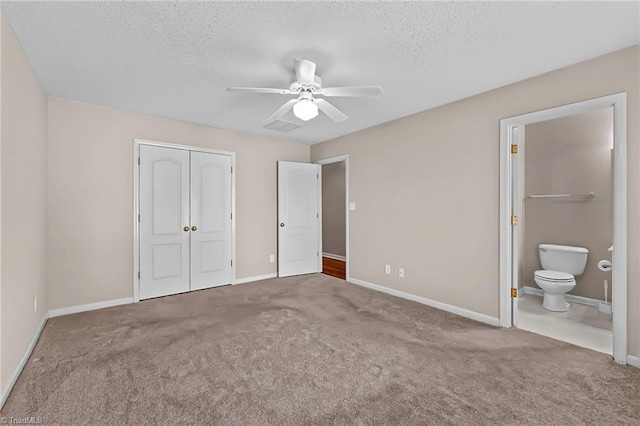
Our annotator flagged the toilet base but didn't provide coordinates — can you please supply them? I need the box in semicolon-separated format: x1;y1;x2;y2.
543;293;570;312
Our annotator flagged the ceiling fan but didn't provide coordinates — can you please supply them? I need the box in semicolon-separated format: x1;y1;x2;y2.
227;59;383;123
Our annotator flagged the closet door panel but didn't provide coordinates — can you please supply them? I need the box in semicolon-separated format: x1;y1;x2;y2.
139;145;190;299
190;151;233;290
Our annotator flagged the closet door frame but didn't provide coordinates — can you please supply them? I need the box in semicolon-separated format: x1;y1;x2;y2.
133;139;236;303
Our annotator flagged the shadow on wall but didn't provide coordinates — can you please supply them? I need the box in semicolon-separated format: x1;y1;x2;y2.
322;162;346;257
522;107;613;301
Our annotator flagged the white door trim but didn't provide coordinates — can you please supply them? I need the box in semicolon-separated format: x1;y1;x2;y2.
133;139;236;303
315;155;350;281
499;93;627;364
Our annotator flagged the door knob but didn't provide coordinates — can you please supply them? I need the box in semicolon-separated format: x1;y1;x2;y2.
191;225;198;231
280;223;285;227
183;226;189;232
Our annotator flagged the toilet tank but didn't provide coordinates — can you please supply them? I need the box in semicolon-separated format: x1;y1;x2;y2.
539;244;588;276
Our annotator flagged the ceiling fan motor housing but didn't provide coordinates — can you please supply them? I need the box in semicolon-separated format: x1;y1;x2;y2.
289;75;323;94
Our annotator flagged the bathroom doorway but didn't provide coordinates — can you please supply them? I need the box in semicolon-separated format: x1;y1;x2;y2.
499;93;628;364
316;155;349;280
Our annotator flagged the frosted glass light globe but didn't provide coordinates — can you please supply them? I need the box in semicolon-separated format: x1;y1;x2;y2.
293;99;319;121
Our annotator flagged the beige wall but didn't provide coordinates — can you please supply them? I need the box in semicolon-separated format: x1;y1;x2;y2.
310;46;639;355
47;98;309;310
322;162;346;257
523;108;613;300
1;14;48;394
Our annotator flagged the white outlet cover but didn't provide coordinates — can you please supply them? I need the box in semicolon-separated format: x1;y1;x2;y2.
349;202;356;211
270;254;275;263
399;268;405;278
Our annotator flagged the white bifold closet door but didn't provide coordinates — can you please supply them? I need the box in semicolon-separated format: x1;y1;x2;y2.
139;145;232;300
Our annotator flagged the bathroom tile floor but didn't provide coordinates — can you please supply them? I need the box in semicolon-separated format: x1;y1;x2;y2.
517;293;612;354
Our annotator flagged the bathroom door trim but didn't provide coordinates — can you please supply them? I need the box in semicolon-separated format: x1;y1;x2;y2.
498;93;628;364
315;155;350;281
132;138;237;303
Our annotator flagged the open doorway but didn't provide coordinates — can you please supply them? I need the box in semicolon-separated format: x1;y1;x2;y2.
316;155;349;280
513;108;614;355
500;93;627;364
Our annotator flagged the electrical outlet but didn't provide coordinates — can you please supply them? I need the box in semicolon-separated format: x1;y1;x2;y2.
270;254;275;263
399;268;405;278
349;202;356;211
385;264;391;275
33;296;37;313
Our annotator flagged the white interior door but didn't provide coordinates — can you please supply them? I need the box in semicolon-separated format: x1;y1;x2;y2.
139;145;190;300
190;151;233;290
278;161;321;277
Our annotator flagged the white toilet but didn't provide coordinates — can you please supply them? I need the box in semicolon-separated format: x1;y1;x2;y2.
534;244;588;312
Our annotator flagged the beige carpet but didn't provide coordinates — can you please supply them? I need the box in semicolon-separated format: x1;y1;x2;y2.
2;274;639;425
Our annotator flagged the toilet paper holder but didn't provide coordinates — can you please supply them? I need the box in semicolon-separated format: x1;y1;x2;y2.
597;260;612;272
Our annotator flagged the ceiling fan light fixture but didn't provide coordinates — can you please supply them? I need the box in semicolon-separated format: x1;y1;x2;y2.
293;99;319;121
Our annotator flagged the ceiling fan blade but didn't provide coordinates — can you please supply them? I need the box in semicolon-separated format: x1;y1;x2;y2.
294;59;316;85
265;99;298;122
320;86;384;97
315;98;348;122
227;87;292;95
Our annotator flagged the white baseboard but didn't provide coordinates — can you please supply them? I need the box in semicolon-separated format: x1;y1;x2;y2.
0;314;48;410
233;272;278;285
522;286;603;307
49;297;134;318
627;355;640;369
322;252;346;261
348;277;500;327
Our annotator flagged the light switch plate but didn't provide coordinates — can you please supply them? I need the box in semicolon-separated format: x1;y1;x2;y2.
349;202;356;211
399;268;405;278
270;254;275;263
385;264;391;274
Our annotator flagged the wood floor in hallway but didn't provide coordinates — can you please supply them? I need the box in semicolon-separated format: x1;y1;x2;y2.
322;256;346;280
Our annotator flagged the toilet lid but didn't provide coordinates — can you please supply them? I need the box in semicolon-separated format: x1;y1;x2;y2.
534;270;574;282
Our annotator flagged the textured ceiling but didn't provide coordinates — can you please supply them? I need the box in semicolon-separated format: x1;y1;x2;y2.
2;2;638;145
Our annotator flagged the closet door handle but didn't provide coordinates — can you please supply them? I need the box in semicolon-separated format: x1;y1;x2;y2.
191;225;198;232
183;226;190;232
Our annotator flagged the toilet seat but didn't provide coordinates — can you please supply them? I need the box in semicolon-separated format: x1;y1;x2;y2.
534;270;574;282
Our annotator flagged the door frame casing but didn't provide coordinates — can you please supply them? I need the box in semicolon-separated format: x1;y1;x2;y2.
133;139;237;303
315;154;350;281
499;93;627;364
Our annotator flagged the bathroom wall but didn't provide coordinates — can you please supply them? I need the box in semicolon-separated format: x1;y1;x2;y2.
322;162;346;257
523;108;613;300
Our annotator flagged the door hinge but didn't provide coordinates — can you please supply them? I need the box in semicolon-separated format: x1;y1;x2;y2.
317;212;319;219
231;166;233;173
138;271;140;279
511;144;518;154
317;173;319;179
317;251;319;257
511;215;518;226
138;214;140;222
231;260;233;267
231;212;233;220
138;156;140;165
511;288;517;298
